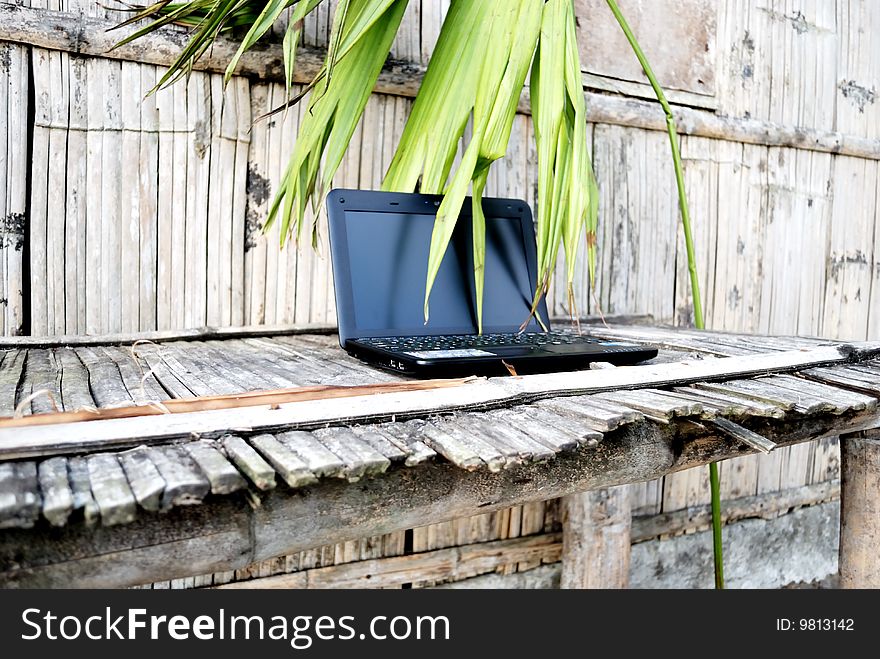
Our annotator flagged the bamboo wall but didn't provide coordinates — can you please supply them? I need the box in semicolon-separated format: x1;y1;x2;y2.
1;0;879;587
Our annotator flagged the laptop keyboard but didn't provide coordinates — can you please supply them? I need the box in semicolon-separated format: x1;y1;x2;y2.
357;332;605;352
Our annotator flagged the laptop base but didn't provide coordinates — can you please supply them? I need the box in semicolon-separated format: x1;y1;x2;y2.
346;333;658;378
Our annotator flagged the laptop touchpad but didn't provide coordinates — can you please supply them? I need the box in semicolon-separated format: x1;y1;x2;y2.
488;346;538;356
541;344;602;355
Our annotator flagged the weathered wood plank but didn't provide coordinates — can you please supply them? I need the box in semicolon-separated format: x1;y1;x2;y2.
237;337;331;378
803;366;880;396
138;64;160;332
235;337;318;386
225;339;307;388
839;434;880;588
589;326;830;355
347;425;409;463
0;461;40;529
117;446;165;512
216;533;562;590
595;389;705;421
472;414;556;462
185;341;272;391
371;420;437;466
37;456;72;527
246;408;868;568
762;374;877;412
161;88;185;243
0;42;27;337
161;344;241;396
694;380;830;414
147;445;211;509
710;418;776;455
538;396;643;432
446;413;531;470
66;456;99;526
667;386;786;418
249;434;318;488
509;406;602;450
5;6;880;160
0;371;480;435
0;349;26;416
221;435;276;491
183;73;209;330
510;345;852;397
310;427;391;480
0;325;337;350
55;347;96;411
184;440;247;495
482;423;548;464
274;430;346;479
100;59;124;333
561;485;631;588
136;350;195;400
432;564;559;590
20;348;60;414
83;56;102;335
2;407;878;587
87;453;137;526
74;347;133;408
418;421;489;472
842;363;880;379
493;409;579;453
119;60;142;333
633;480;841;542
229;78;249;327
99;346;167;404
151;349;218;398
0;345;863;460
29;48;50;335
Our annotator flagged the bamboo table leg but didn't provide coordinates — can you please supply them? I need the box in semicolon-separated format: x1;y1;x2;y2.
561;485;631;588
839;430;880;588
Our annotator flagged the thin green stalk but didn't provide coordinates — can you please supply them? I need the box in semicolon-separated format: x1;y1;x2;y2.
604;0;722;588
709;461;723;588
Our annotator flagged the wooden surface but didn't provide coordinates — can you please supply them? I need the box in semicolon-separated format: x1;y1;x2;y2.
216;534;563;590
0;408;874;588
0;40;26;336
202;479;842;589
4;5;879;161
577;0;717;101
2;0;880;589
561;486;631;588
839;431;880;588
0;325;879;587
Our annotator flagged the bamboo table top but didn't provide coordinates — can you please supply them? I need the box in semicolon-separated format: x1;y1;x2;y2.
1;322;879;587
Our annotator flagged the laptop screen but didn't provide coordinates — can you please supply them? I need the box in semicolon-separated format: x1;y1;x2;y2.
328;191;545;342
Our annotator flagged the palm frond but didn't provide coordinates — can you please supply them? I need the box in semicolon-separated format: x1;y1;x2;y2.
112;0;696;352
382;0;543;331
264;0;410;244
112;0;310;93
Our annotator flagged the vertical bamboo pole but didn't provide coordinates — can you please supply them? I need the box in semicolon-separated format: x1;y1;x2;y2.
839;431;880;588
561;485;632;588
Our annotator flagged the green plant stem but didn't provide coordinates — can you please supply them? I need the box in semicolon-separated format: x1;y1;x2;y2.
604;0;723;588
709;461;723;588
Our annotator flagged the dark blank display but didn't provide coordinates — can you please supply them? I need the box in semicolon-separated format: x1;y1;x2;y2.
345;211;539;336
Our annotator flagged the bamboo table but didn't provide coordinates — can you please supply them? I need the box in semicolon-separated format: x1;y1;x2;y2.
1;323;878;588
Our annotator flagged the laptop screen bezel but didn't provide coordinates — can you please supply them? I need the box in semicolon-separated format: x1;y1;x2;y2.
326;188;550;346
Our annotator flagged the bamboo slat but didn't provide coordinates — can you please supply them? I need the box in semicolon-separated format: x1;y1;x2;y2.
0;43;27;336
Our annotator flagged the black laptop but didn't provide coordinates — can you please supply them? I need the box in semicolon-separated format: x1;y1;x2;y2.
326;189;657;377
